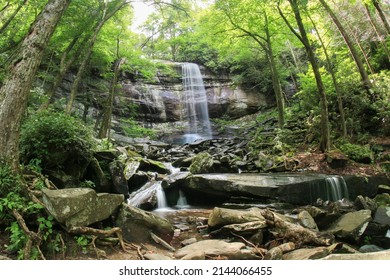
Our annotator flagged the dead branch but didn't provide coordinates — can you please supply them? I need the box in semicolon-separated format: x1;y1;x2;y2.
230;232;267;259
261;209;334;248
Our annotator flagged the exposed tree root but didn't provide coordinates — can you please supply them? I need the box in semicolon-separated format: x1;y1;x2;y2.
11;209;43;259
68;226;142;258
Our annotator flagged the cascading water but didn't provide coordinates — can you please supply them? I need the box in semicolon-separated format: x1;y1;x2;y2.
309;175;349;202
324;176;349;201
181;63;212;143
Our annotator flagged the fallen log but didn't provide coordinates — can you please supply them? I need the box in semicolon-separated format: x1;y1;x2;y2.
261;209;334;248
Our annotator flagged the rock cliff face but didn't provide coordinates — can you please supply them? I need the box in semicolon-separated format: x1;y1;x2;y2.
116;63;270;123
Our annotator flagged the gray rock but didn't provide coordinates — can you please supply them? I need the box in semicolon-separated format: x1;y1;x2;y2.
374;205;390;226
359;244;385;253
109;160;129;195
115;203;174;243
181;238;197;246
324;210;372;240
174;240;260;260
124;160;141;180
283;247;331;260
189;152;214;174
297;210;319;231
42;188;124;228
322;250;390;260
144;253;173;260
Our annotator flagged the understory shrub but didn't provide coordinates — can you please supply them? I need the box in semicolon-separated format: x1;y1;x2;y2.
19;110;96;169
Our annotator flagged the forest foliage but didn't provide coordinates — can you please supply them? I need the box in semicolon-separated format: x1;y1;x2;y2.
0;0;388;167
0;0;389;260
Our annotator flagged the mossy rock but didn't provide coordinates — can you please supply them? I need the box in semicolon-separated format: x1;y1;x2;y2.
189;152;214;174
339;143;373;164
374;193;390;207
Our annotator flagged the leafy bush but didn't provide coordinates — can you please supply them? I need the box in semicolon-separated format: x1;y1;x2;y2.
20;110;96;169
338;142;373;164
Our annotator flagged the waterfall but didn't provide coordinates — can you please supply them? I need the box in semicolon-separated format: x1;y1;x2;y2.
181;63;212;143
175;190;189;209
128;181;169;209
155;184;168;209
324;176;349;201
308;175;349;203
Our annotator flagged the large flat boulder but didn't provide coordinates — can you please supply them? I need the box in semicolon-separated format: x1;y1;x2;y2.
182;173;350;205
174;240;260;260
322;250;390;260
324;210;372;241
42;188;124;228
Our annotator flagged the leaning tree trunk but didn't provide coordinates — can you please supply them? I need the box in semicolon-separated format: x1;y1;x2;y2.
309;15;347;138
0;0;71;171
98;58;125;139
372;0;390;35
280;0;331;151
65;0;128;114
319;0;373;95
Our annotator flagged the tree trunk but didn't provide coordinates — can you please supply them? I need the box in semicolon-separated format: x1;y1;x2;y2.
364;4;390;61
264;12;285;128
319;0;373;95
309;15;347;138
372;0;390;34
43;32;93;109
280;0;331;151
98;58;125;139
0;0;71;171
65;0;128;114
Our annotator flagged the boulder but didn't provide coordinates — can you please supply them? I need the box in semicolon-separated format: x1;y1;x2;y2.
124;159;141;181
322;250;390;260
115;203;174;243
283;247;331;260
189;152;214;174
324;210;372;241
374;205;390;226
109;160;129;195
42;188;124;228
297;210;319;231
326;150;348;169
144;253;173;260
174;240;260;260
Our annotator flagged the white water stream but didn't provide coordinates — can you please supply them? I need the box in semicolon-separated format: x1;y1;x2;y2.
181;63;212;143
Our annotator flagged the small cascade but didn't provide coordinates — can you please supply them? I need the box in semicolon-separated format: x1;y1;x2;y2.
181;63;212;143
309;175;349;203
325;176;349;201
155;184;169;209
128;181;170;210
175;190;190;209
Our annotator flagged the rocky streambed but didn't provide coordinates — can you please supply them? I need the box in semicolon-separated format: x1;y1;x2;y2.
8;136;389;260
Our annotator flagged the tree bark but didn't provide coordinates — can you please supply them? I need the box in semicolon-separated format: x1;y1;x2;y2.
0;0;71;171
65;0;129;114
279;0;331;151
372;0;390;34
98;58;125;139
308;15;347;138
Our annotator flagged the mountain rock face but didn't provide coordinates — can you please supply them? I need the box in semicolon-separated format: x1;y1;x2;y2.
116;63;271;123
